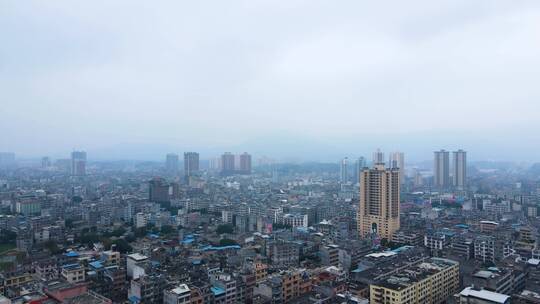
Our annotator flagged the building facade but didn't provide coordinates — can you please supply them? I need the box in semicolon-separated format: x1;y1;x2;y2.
71;151;87;176
184;152;199;178
221;153;235;176
434;150;450;189
358;163;400;241
239;152;252;175
340;157;349;183
389;152;405;185
369;258;460;304
166;153;179;174
452;150;467;189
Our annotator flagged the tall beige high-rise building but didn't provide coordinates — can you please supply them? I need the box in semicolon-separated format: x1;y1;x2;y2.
358;163;400;240
389;152;405;185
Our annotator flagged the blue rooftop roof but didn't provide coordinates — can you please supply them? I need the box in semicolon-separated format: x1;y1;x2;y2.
62;263;81;270
89;261;103;269
352;264;371;273
64;251;79;257
211;286;226;296
391;245;414;253
295;227;309;233
202;245;241;251
440;230;455;236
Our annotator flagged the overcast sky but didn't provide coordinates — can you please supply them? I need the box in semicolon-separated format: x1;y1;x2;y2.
1;1;540;161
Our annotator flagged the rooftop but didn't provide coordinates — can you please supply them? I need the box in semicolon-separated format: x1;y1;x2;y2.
127;253;148;261
171;284;190;295
64;291;111;304
89;261;103;269
44;280;80;292
211;286;225;296
62;263;82;270
373;258;458;291
459;287;510;303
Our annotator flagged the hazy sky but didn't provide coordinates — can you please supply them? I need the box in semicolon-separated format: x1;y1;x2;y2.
1;1;540;161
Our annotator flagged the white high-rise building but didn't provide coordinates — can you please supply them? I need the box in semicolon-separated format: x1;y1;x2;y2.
165;153;179;174
434;150;450;189
372;149;384;165
452;150;467;190
353;157;366;184
389;152;405;185
340;157;348;183
71;151;87;176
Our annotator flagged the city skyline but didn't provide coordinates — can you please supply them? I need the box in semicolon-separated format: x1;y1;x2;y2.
1;1;540;303
0;134;536;163
2;1;540;161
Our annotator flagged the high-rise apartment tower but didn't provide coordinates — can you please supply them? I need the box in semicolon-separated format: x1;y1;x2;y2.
165;153;179;174
358;163;400;240
239;152;252;174
71;151;87;176
452;150;467;190
434;150;450;188
389;152;405;185
221;152;236;176
183;152;199;178
340;157;348;183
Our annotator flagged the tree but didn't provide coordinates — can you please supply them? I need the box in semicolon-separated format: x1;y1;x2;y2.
0;229;17;244
159;201;179;215
79;233;100;246
125;234;136;243
65;219;75;229
380;238;400;250
43;240;62;254
134;227;147;238
216;224;234;234
160;225;175;235
111;239;132;253
111;227;126;237
100;237;112;249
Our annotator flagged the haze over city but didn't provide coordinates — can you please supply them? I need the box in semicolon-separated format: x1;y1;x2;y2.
2;1;540;161
3;2;540;304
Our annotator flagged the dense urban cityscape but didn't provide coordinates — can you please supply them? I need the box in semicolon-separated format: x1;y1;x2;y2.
0;149;538;303
3;1;540;303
